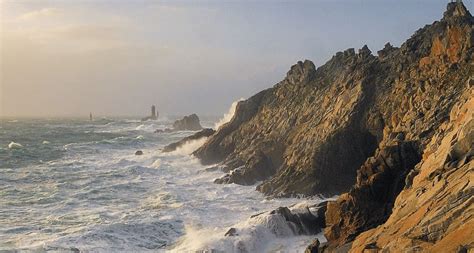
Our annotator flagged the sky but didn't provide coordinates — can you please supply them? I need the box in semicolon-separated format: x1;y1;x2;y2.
1;0;472;117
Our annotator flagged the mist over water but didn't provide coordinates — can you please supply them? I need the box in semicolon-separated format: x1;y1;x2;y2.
0;115;324;252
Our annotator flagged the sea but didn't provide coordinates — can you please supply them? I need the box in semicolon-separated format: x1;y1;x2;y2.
0;115;326;252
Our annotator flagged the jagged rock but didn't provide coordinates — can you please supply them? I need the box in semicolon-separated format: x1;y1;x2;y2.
172;114;203;131
162;128;215;153
324;141;421;246
196;49;381;196
250;201;328;236
194;0;472;200
224;228;237;236
325;3;474;252
322;2;474;251
192;1;473;252
135;150;143;155
377;43;397;59
305;239;320;253
349;88;473;252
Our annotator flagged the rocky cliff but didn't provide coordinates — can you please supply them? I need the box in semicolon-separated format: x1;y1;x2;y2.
195;2;472;201
323;3;473;251
194;2;472;251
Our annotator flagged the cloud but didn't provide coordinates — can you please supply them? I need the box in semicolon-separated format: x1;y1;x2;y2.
17;8;61;21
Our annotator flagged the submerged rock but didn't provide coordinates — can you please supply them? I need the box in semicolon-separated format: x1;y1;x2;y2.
154;128;174;133
135;150;143;155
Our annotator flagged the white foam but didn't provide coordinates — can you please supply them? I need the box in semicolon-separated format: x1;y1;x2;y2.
151;159;162;168
2;118;328;252
169;137;208;155
42;140;50;144
171;201;327;253
214;98;244;130
8;141;23;149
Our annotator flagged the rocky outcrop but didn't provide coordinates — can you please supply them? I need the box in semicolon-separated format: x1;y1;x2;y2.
162;128;215;152
349;87;473;252
230;201;328;239
322;2;473;251
194;2;473;200
172;114;203;131
190;1;474;252
324;141;421;246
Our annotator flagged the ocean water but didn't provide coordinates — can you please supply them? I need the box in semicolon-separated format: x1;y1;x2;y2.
0;117;325;252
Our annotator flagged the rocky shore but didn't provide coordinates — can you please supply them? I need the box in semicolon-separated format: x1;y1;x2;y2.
165;2;473;252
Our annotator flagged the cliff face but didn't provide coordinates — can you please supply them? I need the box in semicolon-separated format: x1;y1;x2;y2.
324;3;473;250
195;2;473;201
195;49;383;196
348;88;473;252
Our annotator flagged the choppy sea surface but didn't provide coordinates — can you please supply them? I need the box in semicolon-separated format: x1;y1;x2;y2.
0;117;325;252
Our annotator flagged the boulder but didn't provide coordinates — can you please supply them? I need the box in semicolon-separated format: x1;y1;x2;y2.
135;150;143;155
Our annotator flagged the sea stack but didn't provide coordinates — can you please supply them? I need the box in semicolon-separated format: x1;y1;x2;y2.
172;114;203;131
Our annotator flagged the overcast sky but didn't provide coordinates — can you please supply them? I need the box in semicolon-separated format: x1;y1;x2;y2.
1;0;472;117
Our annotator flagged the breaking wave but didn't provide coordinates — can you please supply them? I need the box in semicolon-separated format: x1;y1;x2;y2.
170;137;209;155
214;98;244;130
0;117;325;252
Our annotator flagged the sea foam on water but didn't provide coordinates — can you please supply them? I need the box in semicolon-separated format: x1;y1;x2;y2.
8;141;23;149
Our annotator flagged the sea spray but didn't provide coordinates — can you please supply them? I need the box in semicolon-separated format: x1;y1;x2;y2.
171;137;209;155
0;118;315;251
214;98;244;130
170;200;327;253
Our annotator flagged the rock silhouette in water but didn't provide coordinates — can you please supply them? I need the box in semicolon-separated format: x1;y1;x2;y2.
141;105;158;121
155;114;204;134
192;1;473;252
172;114;203;131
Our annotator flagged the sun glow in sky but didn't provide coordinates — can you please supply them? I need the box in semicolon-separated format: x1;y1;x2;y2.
1;0;471;117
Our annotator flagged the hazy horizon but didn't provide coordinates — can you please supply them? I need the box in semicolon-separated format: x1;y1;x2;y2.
1;0;472;118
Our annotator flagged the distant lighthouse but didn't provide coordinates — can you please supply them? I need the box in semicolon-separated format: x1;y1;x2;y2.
151;105;157;119
141;105;159;121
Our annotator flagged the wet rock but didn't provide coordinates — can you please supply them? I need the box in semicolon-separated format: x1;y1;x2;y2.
135;150;143;155
154;128;173;133
162;128;215;153
305;239;320;253
224;227;237;236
